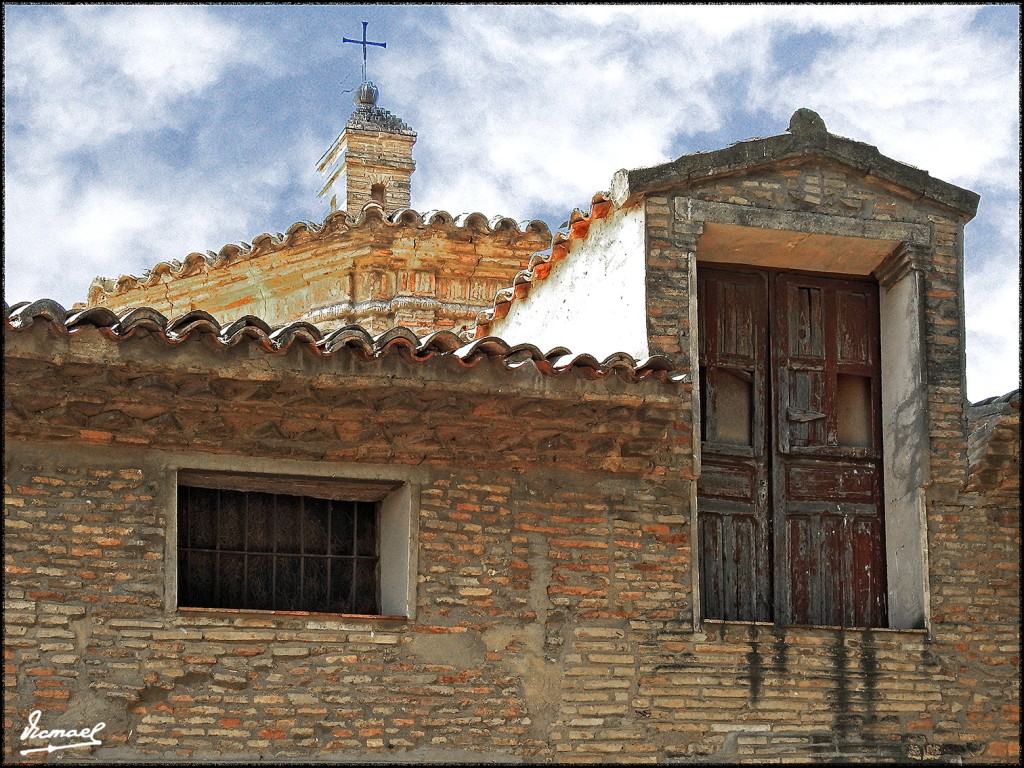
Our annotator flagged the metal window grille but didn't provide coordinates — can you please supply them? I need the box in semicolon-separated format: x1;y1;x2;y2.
178;485;380;615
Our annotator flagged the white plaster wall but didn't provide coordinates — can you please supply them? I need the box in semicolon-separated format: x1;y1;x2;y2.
381;482;417;619
879;269;931;630
491;206;649;360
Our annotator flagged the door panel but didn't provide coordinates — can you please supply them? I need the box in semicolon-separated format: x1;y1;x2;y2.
698;265;886;628
697;268;771;623
772;272;886;627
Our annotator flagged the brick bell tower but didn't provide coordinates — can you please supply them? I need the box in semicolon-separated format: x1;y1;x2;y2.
317;80;417;215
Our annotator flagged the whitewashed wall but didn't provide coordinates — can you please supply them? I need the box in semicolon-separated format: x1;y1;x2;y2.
491;205;649;361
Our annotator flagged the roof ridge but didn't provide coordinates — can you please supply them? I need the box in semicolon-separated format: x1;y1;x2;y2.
87;203;553;303
4;300;685;384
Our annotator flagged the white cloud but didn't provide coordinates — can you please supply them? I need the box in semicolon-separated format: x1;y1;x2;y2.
392;5;1019;224
3;5;279;306
79;5;243;95
963;192;1022;401
965;271;1021;402
756;12;1019;192
5;6;254;154
391;6;763;220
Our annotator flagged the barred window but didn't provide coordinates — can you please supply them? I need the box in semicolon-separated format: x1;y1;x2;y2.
178;485;381;615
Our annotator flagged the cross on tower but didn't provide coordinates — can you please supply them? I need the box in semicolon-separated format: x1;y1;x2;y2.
342;21;386;84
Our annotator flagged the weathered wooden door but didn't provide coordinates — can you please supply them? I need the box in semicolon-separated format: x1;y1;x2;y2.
698;265;887;627
697;268;772;622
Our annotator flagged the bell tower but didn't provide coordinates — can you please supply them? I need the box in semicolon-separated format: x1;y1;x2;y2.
317;23;416;215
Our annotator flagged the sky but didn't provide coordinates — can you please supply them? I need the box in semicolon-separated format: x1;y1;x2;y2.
3;4;1020;401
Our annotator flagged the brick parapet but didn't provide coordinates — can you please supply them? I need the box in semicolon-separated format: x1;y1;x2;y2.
4;322;691;478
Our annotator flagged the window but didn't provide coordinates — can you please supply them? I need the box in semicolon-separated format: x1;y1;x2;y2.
370;182;386;205
175;471;415;618
697;265;886;628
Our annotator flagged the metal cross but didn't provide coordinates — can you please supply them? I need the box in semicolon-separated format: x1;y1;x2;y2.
342;21;386;83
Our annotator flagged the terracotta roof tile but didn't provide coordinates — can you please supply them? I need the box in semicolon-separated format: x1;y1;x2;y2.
87;203;553;303
5;300;687;384
467;191;614;340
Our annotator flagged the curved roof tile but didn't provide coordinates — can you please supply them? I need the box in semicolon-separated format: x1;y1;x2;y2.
88;203;554;301
268;321;324;350
971;390;1021;409
66;305;120;329
5;301;684;384
467;192;614;340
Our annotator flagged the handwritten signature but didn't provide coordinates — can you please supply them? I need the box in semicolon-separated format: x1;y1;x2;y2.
19;709;105;755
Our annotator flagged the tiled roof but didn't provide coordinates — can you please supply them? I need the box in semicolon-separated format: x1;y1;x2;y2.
87;204;553;302
467;192;614;340
966;389;1020;493
4;300;685;384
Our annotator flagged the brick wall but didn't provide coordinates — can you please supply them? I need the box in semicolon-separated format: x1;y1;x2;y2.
5;318;693;762
5;295;1018;763
634;159;1020;762
341;130;416;214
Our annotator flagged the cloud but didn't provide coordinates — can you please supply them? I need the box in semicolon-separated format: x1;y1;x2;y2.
388;6;762;220
963;190;1021;401
755;8;1019;192
5;6;252;155
388;6;1017;224
3;5;280;305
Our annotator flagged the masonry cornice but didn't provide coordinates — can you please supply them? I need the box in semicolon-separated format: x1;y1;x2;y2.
672;197;932;245
873;241;933;289
613;110;980;220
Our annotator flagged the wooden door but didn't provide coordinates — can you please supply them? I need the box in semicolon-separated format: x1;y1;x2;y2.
697;268;772;622
697;266;887;627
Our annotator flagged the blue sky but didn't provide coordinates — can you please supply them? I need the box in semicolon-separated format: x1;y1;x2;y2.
3;4;1019;400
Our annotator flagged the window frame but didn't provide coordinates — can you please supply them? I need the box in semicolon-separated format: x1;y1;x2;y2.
177;485;383;615
169;467;418;620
